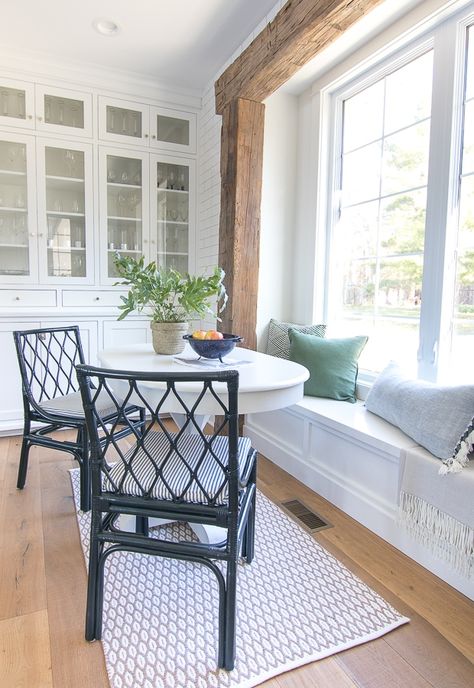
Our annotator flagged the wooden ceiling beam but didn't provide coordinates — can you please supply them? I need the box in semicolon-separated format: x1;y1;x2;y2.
215;0;384;114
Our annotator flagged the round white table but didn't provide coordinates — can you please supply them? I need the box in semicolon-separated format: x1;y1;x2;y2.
97;342;309;415
97;343;309;542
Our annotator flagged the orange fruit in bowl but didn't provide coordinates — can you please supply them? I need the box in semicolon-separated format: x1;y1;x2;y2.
191;330;207;340
204;330;224;340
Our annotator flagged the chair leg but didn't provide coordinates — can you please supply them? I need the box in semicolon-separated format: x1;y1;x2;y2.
222;558;238;670
78;427;91;512
17;434;32;490
135;515;149;536
243;490;256;565
85;514;101;641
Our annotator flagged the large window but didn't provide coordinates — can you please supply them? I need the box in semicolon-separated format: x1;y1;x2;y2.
325;14;474;382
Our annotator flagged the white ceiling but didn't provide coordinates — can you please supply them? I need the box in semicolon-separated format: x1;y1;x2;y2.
0;0;279;92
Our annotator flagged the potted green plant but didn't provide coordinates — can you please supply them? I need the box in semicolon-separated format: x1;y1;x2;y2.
113;254;228;354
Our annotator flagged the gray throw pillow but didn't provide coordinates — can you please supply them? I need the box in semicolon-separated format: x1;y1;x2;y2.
266;318;326;359
365;362;474;473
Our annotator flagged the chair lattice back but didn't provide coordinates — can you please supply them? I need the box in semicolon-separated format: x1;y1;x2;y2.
14;326;86;409
76;365;240;508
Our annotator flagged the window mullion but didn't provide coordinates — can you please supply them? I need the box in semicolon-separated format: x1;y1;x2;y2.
418;17;465;381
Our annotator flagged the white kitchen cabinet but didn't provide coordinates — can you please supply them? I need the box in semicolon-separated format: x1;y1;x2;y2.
100;147;195;282
103;318;152;347
0;320;40;425
35;84;93;138
0;132;38;282
0;77;35;130
0;133;94;285
99;97;196;154
36;138;94;284
0;70;198;434
0;78;93;138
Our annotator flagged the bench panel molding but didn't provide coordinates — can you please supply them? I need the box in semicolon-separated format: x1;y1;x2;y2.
245;400;473;599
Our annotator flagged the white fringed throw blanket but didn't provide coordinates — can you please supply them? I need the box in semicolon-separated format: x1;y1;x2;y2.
399;446;474;580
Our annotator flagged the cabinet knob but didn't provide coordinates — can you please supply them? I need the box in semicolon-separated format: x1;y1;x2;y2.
94;297;100;301
143;238;148;243
37;116;43;122
38;233;44;237
29;232;36;237
27;114;33;120
152;135;156;140
144;133;149;138
15;296;20;301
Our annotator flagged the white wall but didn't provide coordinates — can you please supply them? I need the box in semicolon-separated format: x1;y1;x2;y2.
257;91;298;349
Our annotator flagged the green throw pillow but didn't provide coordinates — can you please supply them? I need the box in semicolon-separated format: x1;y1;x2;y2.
288;330;368;403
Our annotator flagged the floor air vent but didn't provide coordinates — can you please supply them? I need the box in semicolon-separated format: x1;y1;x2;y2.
281;499;332;532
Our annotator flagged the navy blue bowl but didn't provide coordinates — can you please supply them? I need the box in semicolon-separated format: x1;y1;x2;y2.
183;333;243;361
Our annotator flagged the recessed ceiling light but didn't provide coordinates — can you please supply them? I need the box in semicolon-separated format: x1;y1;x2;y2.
92;18;120;36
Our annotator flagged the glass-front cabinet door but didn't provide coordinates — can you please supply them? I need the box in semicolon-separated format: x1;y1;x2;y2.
35;85;93;137
150;154;195;274
0;133;38;282
0;77;35;130
98;97;149;146
36;139;93;283
150;107;196;154
99;147;149;281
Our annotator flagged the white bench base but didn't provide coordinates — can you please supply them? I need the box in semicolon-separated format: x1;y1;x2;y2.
245;397;473;600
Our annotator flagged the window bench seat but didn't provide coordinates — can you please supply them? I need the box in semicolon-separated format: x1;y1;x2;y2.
244;397;473;599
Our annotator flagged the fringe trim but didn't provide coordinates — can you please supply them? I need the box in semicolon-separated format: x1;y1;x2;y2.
399;491;474;579
439;422;474;475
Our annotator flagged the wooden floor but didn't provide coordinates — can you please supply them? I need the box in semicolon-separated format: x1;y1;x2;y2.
0;433;473;688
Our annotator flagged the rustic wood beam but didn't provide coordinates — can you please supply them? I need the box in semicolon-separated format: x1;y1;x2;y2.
218;98;265;350
216;0;384;113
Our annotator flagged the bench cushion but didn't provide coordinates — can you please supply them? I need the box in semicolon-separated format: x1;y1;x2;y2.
366;362;474;472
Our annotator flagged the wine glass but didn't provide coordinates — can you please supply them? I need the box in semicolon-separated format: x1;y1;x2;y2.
178;171;186;191
65;150;76;177
168;171;175;190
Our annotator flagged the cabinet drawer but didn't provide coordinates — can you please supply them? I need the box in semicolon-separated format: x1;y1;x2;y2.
0;289;57;307
62;290;125;307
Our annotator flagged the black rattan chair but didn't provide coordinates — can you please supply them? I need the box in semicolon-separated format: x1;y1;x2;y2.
76;364;257;671
13;326;145;512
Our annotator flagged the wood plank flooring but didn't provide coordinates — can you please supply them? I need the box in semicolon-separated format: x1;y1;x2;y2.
0;434;472;687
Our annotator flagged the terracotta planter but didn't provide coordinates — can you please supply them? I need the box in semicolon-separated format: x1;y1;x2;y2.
150;321;188;355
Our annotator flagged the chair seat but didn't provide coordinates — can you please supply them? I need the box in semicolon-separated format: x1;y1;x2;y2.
39;389;119;419
104;431;253;505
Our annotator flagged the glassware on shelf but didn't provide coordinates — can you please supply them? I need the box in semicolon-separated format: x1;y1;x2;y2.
178;203;188;222
117;193;126;216
72;199;80;213
45;97;51;122
121;171;129;183
108;169;116;182
178;171;186;191
15;192;25;208
65;150;76;177
168;171;175;189
120;228;128;250
17;92;25;118
53;198;63;212
1;91;9;116
58;100;65;124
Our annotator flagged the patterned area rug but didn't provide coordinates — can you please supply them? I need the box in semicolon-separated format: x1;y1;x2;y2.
70;469;408;688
